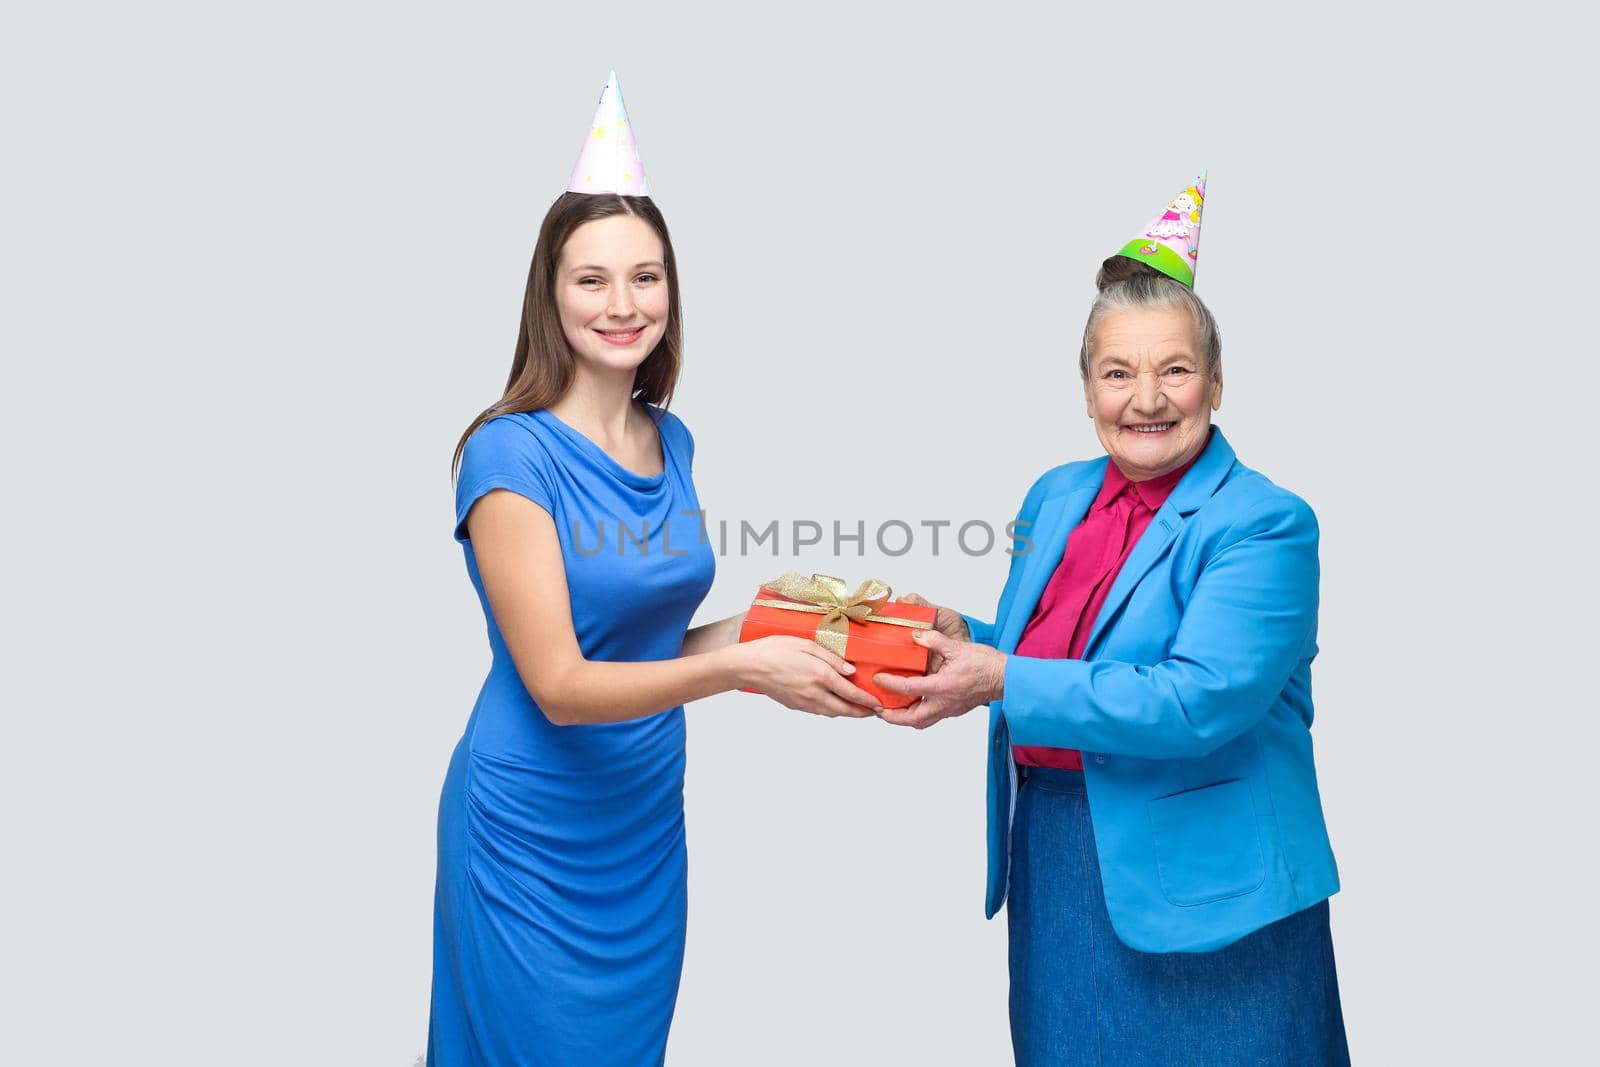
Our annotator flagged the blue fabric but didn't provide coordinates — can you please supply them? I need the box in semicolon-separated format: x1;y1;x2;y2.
1008;766;1349;1066
428;407;715;1067
961;427;1340;952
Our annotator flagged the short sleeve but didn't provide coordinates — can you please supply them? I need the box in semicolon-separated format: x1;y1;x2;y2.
453;415;557;543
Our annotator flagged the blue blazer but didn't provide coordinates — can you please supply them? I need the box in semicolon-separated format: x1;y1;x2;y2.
961;426;1339;953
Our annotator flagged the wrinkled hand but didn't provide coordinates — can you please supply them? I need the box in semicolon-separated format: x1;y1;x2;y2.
896;593;970;673
874;630;1006;729
739;635;881;718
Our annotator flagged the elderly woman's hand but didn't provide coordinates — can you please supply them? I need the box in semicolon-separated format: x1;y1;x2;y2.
874;629;1005;729
896;593;970;673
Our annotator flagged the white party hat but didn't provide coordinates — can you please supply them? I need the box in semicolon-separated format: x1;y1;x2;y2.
566;71;649;196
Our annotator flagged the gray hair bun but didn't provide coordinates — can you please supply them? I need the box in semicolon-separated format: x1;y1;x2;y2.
1079;258;1223;379
1094;255;1170;291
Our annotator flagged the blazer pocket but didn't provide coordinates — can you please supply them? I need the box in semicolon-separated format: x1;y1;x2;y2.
1145;778;1267;907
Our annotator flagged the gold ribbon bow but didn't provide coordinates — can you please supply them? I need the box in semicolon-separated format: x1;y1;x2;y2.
751;571;931;657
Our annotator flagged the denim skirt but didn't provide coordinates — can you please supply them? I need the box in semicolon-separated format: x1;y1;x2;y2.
1008;766;1350;1067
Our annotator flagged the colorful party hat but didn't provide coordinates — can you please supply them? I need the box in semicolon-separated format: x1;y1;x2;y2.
1111;173;1207;287
566;71;649;196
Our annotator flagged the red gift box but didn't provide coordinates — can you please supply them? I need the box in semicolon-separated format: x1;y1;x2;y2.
736;573;937;710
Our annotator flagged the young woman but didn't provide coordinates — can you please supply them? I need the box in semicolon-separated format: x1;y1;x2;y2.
426;82;877;1067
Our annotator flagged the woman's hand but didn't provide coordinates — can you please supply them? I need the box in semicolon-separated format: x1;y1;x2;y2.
896;593;970;673
875;630;1006;730
734;636;881;719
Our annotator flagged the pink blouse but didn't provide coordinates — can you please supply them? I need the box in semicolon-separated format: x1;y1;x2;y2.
1012;441;1206;770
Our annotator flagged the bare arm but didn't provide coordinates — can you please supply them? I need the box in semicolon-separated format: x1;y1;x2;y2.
467;489;878;725
680;611;747;657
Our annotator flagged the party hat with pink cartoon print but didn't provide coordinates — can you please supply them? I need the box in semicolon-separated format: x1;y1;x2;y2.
1112;172;1207;287
566;71;649;196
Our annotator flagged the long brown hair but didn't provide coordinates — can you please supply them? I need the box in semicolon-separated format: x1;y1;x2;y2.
451;192;683;480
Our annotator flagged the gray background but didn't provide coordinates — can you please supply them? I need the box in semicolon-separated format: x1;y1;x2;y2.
4;2;1593;1063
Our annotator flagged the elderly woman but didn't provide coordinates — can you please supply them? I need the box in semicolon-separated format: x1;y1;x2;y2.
877;199;1350;1064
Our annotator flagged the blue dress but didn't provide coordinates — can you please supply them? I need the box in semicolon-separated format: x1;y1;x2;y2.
428;406;715;1067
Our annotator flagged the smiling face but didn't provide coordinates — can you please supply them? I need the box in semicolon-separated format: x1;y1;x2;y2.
555;214;670;378
1082;305;1222;481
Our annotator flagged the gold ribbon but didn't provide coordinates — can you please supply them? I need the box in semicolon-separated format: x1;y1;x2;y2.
751;571;931;657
